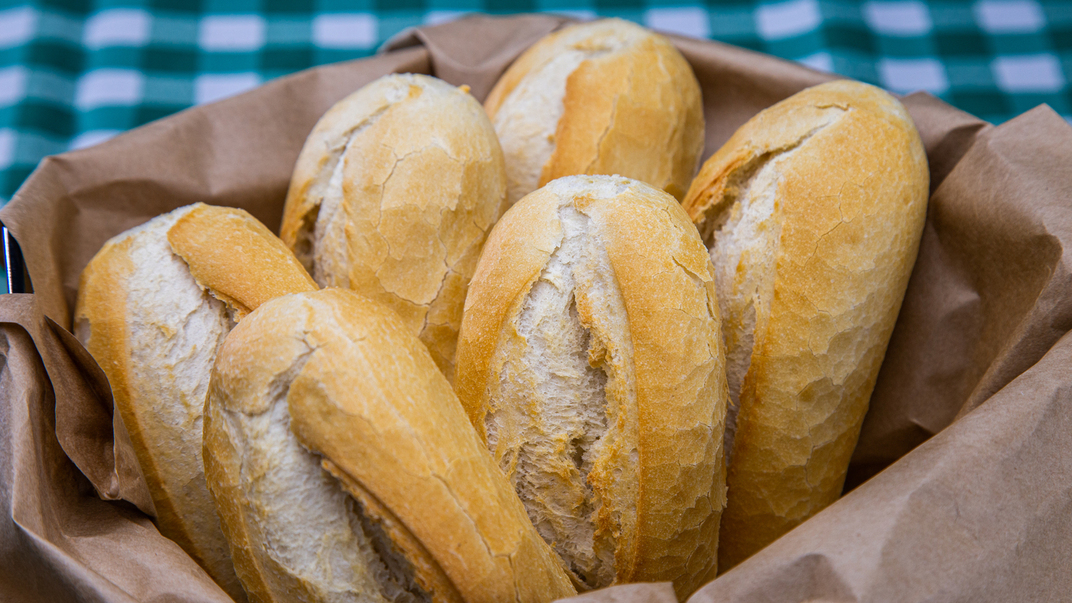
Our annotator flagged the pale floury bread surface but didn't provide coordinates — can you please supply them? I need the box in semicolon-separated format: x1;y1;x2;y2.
202;288;578;603
74;203;317;601
681;80;929;571
454;175;729;598
484;19;704;205
280;73;507;381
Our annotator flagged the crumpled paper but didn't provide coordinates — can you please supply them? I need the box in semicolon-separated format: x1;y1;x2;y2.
1;13;1070;603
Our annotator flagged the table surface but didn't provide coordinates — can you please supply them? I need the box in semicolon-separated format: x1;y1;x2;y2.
6;0;1071;293
1;0;1071;207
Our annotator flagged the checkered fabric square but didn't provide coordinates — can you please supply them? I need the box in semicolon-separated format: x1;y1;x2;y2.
1;0;1070;211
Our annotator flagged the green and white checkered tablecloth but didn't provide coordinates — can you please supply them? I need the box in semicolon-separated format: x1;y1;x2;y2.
2;0;1071;209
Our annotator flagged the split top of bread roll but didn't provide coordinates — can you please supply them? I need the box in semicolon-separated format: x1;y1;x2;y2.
485;18;704;205
682;80;929;570
280;73;507;381
203;288;577;603
454;175;729;599
74;203;317;601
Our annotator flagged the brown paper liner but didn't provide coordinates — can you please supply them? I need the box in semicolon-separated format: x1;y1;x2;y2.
2;13;1070;602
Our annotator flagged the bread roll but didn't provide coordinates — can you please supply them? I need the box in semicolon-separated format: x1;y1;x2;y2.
202;288;578;603
484;18;704;205
454;175;728;598
74;203;317;600
280;73;507;381
681;80;929;571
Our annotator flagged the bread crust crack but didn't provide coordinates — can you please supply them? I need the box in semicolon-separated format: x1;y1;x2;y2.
484;201;638;589
699;107;847;459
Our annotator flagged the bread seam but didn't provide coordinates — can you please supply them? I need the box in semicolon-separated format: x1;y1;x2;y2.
492;31;637;205
699;108;848;460
488;216;612;587
692;108;848;245
217;334;432;603
309;106;395;286
483;194;641;590
324;461;448;603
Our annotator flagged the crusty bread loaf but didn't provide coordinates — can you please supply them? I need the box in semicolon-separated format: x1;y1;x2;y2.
280;73;507;382
454;175;728;599
484;19;704;205
681;80;929;571
74;203;317;601
202;288;578;603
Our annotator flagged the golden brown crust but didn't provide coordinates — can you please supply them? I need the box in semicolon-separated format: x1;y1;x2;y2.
75;203;317;602
682;80;930;570
483;26;570;120
202;393;279;603
485;19;704;202
75;238;136;502
280;74;506;381
454;176;728;599
594;188;727;598
543;35;704;200
168;204;316;319
76;216;248;602
453;195;563;435
207;289;577;603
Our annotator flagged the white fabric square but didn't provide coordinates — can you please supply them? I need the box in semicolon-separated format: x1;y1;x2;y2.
0;67;27;107
756;0;821;40
76;70;144;109
993;54;1064;92
423;11;467;26
312;14;377;49
974;0;1045;34
863;1;932;36
644;7;710;39
0;129;14;169
84;9;151;49
879;58;949;94
0;6;36;48
799;51;834;72
199;15;266;51
195;73;261;104
69;130;120;151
